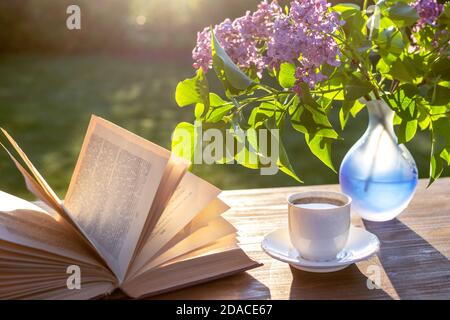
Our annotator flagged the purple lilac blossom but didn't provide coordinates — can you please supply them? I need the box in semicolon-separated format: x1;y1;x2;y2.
413;0;443;29
410;0;446;54
192;0;342;91
192;0;282;75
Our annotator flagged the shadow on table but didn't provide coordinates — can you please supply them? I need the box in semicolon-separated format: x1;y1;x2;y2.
288;264;392;300
364;218;450;300
140;273;271;300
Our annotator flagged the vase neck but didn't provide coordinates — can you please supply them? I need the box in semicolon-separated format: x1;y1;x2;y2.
366;100;395;135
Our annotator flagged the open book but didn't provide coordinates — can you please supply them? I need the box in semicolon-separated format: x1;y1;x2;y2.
0;116;260;299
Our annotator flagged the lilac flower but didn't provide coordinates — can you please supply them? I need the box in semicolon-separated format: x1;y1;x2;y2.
265;15;301;69
285;0;341;90
192;0;342;92
237;0;282;40
410;0;445;52
192;1;282;76
413;0;443;29
192;26;213;71
294;66;327;90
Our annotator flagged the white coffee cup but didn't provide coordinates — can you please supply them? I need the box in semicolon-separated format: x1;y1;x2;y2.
287;191;351;261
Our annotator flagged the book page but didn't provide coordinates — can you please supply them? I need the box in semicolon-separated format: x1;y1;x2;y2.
126;173;223;279
136;217;237;274
0;278;115;300
64;116;170;283
122;245;259;298
0;239;98;268
0;129;97;254
0;132;64;217
134;155;189;256
131;199;232;278
0;191;99;266
153;198;230;259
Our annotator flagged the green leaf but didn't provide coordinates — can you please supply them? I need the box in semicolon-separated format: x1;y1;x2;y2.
397;119;418;143
417;106;431;130
388;86;427;140
387;2;419;27
234;137;260;170
339;6;366;45
194;103;205;119
211;30;253;95
350;99;365;117
432;117;450;155
376;57;392;77
175;68;209;107
278;138;302;183
288;84;337;171
429;152;444;186
290;103;338;139
431;56;450;81
265;118;302;183
389;85;417;120
278;62;296;88
377;26;405;56
290;83;338;171
171;122;196;163
442;146;450;166
339;104;350;130
320;76;345;100
339;99;364;130
209;93;226;106
402;83;420;98
195;93;230;121
322;88;345;101
205;104;234;123
203;93;234;123
332;3;360;19
248;102;277;128
394;113;402;125
305;134;336;172
390;57;417;83
439;81;450;88
344;74;373;100
428;117;450;186
427;85;450;106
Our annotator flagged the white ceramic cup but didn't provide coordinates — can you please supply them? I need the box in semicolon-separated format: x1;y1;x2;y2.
287;191;351;261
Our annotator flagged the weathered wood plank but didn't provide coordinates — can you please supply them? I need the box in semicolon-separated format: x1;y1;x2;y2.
108;178;450;300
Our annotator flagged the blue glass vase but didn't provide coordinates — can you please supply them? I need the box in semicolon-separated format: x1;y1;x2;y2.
339;99;418;221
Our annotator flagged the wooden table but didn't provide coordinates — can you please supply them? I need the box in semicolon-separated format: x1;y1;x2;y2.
117;178;450;300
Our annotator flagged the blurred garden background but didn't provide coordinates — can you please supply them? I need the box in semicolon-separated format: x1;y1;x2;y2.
0;0;447;199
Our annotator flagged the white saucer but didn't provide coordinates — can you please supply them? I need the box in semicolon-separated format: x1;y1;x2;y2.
261;226;380;273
